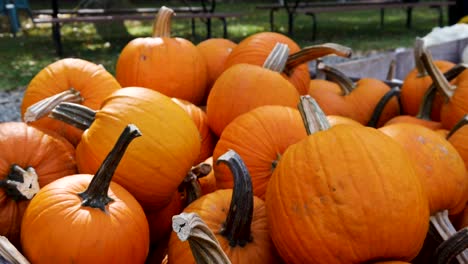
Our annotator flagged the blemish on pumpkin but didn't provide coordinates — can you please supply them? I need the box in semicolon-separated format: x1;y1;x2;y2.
140;55;147;61
416;135;426;144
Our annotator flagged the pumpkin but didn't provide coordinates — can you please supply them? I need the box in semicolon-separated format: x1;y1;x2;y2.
115;7;208;105
146;191;183;245
265;96;429;263
49;87;201;211
168;150;279;264
20;124;150;263
196;38;237;103
400;38;455;119
308;61;399;126
421;49;468;130
379;123;467;216
171;98;216;164
447;115;468;170
21;58;121;146
213;105;307;199
207;43;300;137
0;122;76;247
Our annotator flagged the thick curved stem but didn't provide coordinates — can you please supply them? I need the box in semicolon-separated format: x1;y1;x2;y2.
262;43;290;73
78;124;142;212
23;88;83;123
179;162;212;206
367;87;401;128
0;165;39;200
49;102;96;131
298;95;331;135
0;236;30;264
416;64;467;120
414;37;428;77
317;62;355;95
430;210;468;263
152;6;174;38
216;150;253;247
420;48;456;100
285;43;352;74
446;114;468;140
172;212;231;264
434;227;468;264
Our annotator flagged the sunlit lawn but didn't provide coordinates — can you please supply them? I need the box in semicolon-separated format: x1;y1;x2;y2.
0;1;448;90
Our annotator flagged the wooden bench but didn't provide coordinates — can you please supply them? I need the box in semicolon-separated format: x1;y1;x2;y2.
256;0;456;40
32;8;244;56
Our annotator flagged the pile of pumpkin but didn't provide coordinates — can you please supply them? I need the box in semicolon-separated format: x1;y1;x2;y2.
0;6;467;264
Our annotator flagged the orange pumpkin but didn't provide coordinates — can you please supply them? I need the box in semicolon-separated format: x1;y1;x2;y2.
116;7;207;105
447;115;468;171
171;98;216;164
213;105;307;199
266;97;429;263
207;43;300;137
400;38;454;119
21;58;121;146
168;150;279;264
50;87;201;211
0;122;76;247
20;125;149;264
197;157;217;195
196;38;237;102
146;191;183;245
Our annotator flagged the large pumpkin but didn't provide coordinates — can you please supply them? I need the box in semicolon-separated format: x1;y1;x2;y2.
0;122;76;247
20;125;149;264
266;97;429;263
115;7;207;105
49;87;201;211
207;43;300;137
21;58;121;146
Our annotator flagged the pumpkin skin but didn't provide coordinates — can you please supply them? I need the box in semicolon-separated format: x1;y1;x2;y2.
379;123;468;215
400;60;454;119
266;124;429;263
384;115;443;130
171;98;216;164
213;105;307;199
21;58;121;146
196;38;237;101
224;32;309;95
115;8;207;105
168;190;278;264
326;115;362;127
75;87;201;211
198;157;217;195
448;121;468;170
0;122;76;247
20;174;149;264
440;69;468;130
146;191;183;244
206;63;300;137
308;79;354;118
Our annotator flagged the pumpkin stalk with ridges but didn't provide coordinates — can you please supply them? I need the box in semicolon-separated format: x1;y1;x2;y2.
430;210;468;263
420;49;456;100
316;62;354;95
49;102;96;131
0;165;39;201
152;6;173;38
172;212;231;264
297;95;330;135
434;227;468;264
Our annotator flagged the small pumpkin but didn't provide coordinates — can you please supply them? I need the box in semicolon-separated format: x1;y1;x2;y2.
266;96;429;263
21;58;121;146
20;124;150;264
207;43;300;137
146;191;183;245
116;7;208;105
168;150;279;264
0;122;77;247
49;87;201;211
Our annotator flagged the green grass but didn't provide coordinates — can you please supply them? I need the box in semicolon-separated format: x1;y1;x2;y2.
0;1;448;91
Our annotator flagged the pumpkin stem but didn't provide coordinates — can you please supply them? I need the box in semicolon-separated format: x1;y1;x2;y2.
217;150;253;247
367;87;401;128
0;164;39;201
316;62;355;95
0;236;30;264
179;162;211;206
416;64;466;120
414;37;428;77
446;114;468;140
298;95;331;135
49;102;96;131
152;6;174;38
285;43;352;75
172;212;232;264
386;59;397;81
420;48;456;100
430;210;468;263
23;88;83;123
434;227;468;264
262;43;290;73
78;124;142;212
